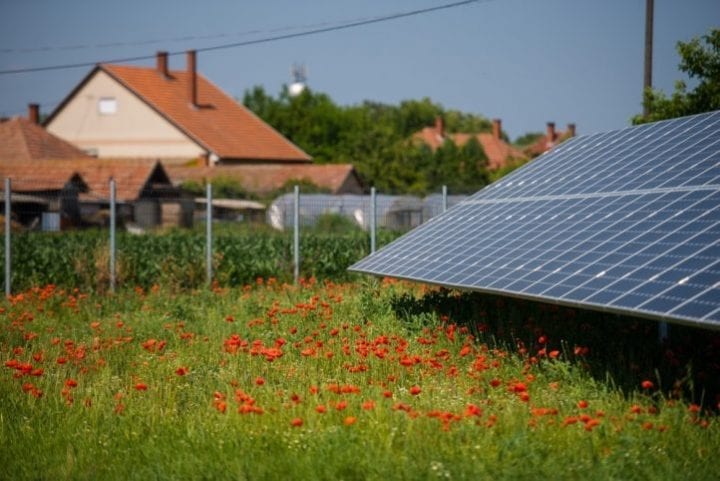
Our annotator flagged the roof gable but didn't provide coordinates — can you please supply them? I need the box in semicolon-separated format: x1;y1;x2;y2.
0;118;90;162
0;161;88;192
0;158;172;201
63;62;311;163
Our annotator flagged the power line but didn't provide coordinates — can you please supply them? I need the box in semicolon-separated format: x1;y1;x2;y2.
0;17;373;55
0;0;483;76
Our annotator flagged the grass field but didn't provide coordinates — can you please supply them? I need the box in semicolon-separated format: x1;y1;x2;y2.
1;280;718;480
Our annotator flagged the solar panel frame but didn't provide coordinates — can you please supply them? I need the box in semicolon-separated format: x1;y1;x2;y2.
350;111;720;330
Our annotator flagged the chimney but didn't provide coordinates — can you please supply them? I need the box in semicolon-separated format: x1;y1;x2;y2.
28;103;40;124
492;118;502;140
435;116;444;136
567;123;576;137
156;51;169;78
546;122;556;144
187;50;198;108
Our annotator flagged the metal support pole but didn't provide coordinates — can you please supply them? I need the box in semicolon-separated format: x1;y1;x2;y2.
442;185;448;213
206;183;213;287
4;178;11;297
109;179;116;293
370;187;377;254
293;185;300;284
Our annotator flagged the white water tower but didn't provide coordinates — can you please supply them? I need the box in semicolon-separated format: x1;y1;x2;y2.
289;63;307;97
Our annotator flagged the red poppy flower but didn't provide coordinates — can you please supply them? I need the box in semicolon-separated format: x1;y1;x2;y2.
410;385;422;396
175;367;189;376
641;380;654;390
134;383;148;391
577;400;588;409
290;418;303;427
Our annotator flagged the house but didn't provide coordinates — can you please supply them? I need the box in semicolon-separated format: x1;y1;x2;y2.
0;158;190;229
524;122;576;158
44;51;311;165
0;112;190;229
0;113;90;162
413;118;527;170
167;163;365;196
0;161;88;229
64;159;191;229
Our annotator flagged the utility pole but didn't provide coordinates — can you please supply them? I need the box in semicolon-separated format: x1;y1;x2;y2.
643;0;654;117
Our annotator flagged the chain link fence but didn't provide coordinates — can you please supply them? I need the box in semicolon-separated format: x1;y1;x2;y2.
1;177;466;293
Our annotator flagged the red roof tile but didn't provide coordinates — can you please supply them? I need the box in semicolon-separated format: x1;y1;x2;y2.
167;163;362;195
0;161;86;192
525;125;576;157
0;158;171;201
413;124;527;170
456;133;527;170
0;117;90;162
96;64;311;163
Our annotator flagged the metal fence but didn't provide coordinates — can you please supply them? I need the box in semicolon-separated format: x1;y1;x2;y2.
1;177;467;294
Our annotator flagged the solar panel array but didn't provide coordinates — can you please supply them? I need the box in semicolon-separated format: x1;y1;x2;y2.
350;111;720;329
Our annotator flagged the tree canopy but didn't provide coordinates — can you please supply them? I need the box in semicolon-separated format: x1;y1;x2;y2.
634;28;720;124
242;87;497;195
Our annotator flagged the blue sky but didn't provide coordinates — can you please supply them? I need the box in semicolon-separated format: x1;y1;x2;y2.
0;0;717;140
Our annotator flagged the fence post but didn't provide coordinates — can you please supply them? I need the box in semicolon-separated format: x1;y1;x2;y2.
4;178;11;297
442;185;448;213
109;179;116;293
370;187;377;254
293;185;300;284
206;183;213;287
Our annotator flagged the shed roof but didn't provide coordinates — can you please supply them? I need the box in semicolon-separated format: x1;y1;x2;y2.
168;163;362;195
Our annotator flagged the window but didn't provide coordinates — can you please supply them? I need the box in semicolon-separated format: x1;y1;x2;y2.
98;97;117;115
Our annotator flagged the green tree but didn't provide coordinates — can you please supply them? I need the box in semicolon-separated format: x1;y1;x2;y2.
634;28;720;124
242;85;499;194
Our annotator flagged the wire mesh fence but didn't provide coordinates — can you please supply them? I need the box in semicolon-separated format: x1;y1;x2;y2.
1;176;467;293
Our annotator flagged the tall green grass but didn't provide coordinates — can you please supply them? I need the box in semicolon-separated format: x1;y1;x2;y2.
1;281;717;480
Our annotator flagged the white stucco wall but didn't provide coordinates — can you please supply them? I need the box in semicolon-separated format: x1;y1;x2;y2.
46;70;204;159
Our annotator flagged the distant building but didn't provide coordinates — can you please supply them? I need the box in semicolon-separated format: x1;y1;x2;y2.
167;163;365;196
413;118;527;170
524;122;576;158
44;51;312;165
0;113;89;162
0;113;189;229
42;50;361;194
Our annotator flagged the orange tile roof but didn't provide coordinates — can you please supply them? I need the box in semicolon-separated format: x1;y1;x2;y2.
0;117;90;162
412;126;446;151
167;163;362;195
0;161;87;192
0;158;171;201
413;124;527;170
94;64;311;163
525;126;575;157
456;132;527;170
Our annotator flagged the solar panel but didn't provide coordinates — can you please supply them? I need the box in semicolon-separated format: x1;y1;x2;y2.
350;111;720;329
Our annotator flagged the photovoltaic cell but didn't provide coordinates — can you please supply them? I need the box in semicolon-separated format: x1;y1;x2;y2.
350;111;720;329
